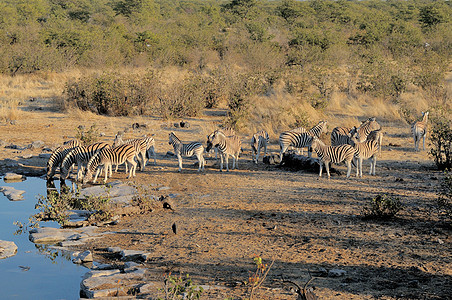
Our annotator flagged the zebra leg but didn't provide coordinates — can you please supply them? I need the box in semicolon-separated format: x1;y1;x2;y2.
422;134;426;151
355;157;359;177
359;157;363;177
346;161;352;178
225;154;230;172
177;154;183;172
219;153;224;172
128;159;137;178
325;162;331;179
318;161;323;177
150;147;157;165
196;153;203;172
93;168;101;184
370;156;376;175
308;147;312;158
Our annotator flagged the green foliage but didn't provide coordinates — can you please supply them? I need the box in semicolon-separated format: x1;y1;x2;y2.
159;273;203;300
248;255;274;299
362;194;404;220
436;171;452;225
76;124;99;145
419;2;451;28
429;113;452;171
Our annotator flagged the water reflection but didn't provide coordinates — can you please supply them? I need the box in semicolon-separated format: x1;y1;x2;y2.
0;176;88;299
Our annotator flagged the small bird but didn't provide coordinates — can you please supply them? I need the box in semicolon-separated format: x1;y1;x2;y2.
172;222;177;235
19;266;30;271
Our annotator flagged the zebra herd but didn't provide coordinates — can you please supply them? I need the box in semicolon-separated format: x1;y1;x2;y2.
45;112;429;183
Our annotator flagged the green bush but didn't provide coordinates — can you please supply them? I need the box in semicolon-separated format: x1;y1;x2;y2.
362;194;404;220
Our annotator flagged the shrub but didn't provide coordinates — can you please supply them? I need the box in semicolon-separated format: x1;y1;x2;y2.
436;171;452;224
75;124;99;145
430;114;452;170
362;194;403;220
64;71;160;116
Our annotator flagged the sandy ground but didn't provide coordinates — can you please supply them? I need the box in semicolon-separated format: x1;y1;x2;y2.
0;99;450;299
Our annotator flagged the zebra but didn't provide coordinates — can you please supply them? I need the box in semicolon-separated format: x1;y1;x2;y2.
354;117;381;142
311;137;355;179
83;144;137;184
350;135;379;177
411;111;429;151
168;132;205;172
113;134;157;170
279;120;328;160
206;130;241;172
207;127;236;159
46;139;82;180
59;142;111;182
251;130;269;164
366;129;384;153
330;126;356;146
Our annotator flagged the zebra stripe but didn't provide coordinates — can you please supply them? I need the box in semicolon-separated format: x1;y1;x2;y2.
207;127;236;159
330;127;355;146
411;111;429;151
365;129;383;153
46;139;82;180
169;132;205;172
311;138;355;178
114;134;157;169
83;144;136;184
206;130;241;172
354;117;381;142
350;136;379;177
251;130;269;164
279;120;328;160
60;142;111;181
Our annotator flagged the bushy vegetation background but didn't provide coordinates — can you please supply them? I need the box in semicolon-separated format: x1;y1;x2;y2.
0;0;451;132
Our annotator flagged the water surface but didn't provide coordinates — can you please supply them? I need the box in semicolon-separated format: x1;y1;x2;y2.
0;177;87;300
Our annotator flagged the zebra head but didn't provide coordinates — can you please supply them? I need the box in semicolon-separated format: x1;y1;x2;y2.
168;132;180;146
310;137;325;151
113;133;124;148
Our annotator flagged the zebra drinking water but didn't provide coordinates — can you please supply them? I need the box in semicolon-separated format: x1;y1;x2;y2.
83;144;137;184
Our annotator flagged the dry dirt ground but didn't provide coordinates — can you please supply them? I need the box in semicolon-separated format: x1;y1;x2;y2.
0;99;451;300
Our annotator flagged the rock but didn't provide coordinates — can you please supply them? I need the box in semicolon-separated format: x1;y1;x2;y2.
3;173;25;181
72;250;94;263
166;151;175;157
158;186;170;191
328;268;347;277
0;186;25;201
81;268;146;298
79;183;137;205
0;140;6;148
107;247;122;254
29;226;101;244
180;121;190;128
120;250;146;262
0;240;18;259
29;141;44;149
173;122;180;128
39;153;52;159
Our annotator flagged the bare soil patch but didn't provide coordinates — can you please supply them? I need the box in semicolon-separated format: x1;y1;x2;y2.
0;104;450;299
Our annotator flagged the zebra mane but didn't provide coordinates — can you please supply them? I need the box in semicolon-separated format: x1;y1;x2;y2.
169;132;181;143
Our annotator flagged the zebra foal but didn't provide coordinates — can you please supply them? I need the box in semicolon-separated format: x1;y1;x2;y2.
83;144;136;184
279;120;328;160
311;138;355;179
168;132;205;172
207;127;236;159
411;111;429;151
350;135;379;177
206;130;241;172
251;130;269;164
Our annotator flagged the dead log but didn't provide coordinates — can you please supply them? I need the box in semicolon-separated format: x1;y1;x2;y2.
279;151;342;175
